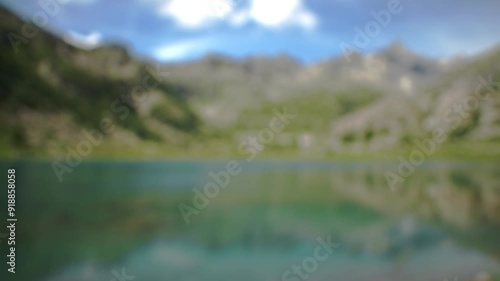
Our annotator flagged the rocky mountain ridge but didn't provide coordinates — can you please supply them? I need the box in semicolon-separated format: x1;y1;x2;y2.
1;6;499;158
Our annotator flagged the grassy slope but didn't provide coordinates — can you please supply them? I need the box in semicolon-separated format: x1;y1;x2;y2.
0;6;200;157
0;7;498;160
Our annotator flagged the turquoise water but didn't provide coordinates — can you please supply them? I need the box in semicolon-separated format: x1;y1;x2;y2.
1;160;499;281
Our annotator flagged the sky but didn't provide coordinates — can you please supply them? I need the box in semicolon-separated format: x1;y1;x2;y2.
1;0;500;63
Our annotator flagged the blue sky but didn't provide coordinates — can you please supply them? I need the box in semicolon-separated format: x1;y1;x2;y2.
2;0;499;63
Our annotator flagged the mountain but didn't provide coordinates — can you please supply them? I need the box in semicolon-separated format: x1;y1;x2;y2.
0;6;499;159
0;6;200;158
163;53;304;127
329;45;500;153
166;42;499;157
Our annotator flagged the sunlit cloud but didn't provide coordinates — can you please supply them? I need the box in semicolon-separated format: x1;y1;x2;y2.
152;0;318;30
157;0;233;28
153;38;214;60
63;31;102;49
3;0;498;63
248;0;317;29
227;10;250;26
57;0;96;5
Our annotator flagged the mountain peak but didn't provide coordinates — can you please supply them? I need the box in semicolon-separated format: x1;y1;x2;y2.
376;41;412;60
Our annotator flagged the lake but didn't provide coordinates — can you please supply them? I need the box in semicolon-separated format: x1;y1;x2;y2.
1;160;499;281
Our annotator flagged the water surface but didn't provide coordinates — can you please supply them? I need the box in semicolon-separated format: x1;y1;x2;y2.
2;160;499;281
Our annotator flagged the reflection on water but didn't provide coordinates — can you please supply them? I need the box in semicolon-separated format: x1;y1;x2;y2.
2;161;500;281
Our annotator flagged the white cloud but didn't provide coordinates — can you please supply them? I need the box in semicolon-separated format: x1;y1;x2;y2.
295;10;317;30
153;39;213;60
248;0;299;27
57;0;96;5
249;0;299;27
63;31;102;49
247;0;318;29
158;0;234;28
227;10;250;27
153;0;317;30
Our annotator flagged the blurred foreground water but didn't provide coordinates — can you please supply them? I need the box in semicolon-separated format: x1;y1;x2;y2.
1;160;499;281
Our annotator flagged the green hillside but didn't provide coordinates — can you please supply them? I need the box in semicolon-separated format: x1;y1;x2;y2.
0;7;200;158
0;6;499;159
